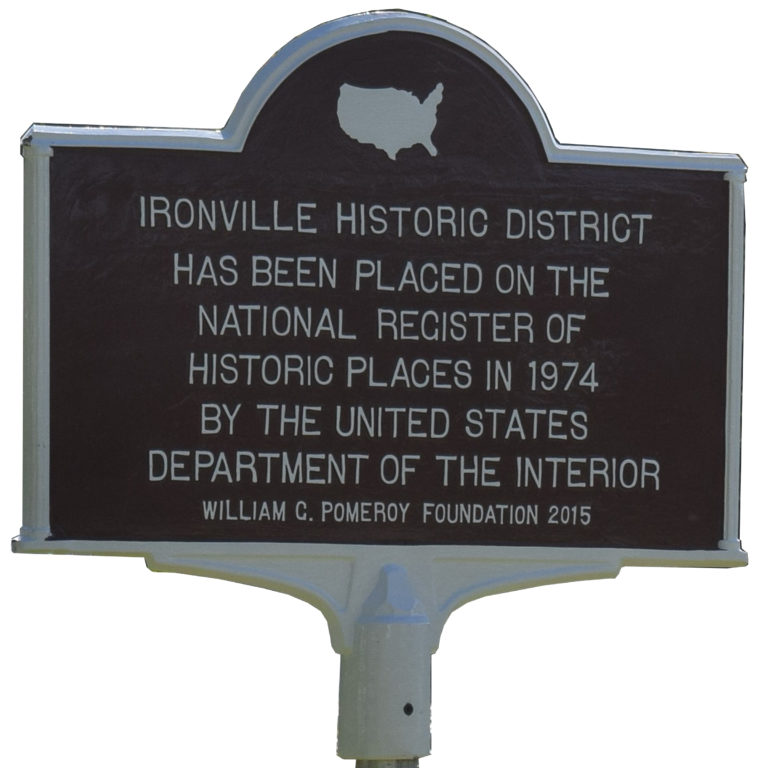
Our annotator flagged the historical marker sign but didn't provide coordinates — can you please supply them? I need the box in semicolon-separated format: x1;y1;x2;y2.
19;13;746;559
16;12;747;764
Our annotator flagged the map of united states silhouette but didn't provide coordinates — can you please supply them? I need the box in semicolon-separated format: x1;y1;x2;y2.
337;83;444;160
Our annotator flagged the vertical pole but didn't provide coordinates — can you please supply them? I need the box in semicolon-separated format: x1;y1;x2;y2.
338;565;432;763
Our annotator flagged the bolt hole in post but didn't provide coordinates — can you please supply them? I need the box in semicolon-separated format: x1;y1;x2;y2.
403;703;414;716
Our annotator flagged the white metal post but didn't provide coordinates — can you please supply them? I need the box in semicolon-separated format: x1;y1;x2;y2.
338;565;432;762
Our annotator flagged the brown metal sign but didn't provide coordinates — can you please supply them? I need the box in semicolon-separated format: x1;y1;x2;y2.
21;16;745;556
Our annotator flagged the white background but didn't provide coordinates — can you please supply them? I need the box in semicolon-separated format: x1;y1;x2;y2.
3;1;765;766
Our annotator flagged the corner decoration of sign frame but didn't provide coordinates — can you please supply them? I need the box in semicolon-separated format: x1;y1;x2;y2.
17;10;746;765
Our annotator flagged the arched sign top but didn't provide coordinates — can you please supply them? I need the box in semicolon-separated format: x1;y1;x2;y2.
224;11;556;157
24;10;745;176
